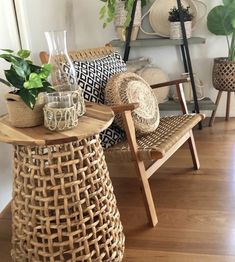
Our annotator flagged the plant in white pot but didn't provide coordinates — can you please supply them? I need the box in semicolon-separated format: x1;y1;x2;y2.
99;0;148;41
207;0;235;92
168;4;194;39
0;49;54;127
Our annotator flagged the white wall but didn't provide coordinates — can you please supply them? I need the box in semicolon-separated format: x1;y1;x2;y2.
0;0;21;211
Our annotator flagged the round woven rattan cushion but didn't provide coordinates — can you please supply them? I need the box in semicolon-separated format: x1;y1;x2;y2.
213;58;235;91
105;72;160;134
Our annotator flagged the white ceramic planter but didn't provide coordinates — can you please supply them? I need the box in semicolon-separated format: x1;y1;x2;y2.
170;21;192;39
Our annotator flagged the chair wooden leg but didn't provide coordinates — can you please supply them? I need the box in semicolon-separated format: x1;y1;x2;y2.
136;161;158;227
226;91;231;121
188;130;200;170
209;90;223;126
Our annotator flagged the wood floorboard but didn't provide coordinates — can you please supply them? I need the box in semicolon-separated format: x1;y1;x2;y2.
1;118;235;261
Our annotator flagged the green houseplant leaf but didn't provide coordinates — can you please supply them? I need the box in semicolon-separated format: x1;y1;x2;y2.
207;6;234;35
99;0;148;28
0;49;53;109
0;78;11;87
17;49;31;59
207;1;235;61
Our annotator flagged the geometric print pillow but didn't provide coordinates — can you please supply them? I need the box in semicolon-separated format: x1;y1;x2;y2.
62;51;127;149
100;122;126;149
62;51;127;104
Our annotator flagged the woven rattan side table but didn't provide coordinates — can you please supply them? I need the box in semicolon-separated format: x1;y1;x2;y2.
0;102;125;262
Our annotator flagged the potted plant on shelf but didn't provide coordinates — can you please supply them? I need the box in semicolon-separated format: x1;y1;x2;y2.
0;49;54;127
168;4;193;39
207;0;235;92
99;0;148;41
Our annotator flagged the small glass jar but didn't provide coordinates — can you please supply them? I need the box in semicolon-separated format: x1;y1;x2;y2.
43;93;78;131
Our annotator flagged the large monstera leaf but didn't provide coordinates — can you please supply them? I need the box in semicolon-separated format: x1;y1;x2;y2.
207;5;235;35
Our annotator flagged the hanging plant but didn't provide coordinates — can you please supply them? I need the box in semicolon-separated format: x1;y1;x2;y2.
99;0;148;28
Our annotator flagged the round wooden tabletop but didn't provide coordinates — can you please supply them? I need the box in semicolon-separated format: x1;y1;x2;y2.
0;102;114;146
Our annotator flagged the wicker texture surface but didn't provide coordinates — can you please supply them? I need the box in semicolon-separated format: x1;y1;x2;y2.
106;72;160;134
11;135;124;261
213;58;235;91
105;114;203;161
41;46;114;65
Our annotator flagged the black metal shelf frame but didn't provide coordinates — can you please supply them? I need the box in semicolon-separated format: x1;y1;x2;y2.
123;0;203;128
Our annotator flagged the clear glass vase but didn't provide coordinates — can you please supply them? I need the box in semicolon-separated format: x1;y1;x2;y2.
45;30;85;117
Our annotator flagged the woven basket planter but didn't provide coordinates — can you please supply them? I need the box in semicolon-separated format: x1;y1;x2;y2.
5;93;44;127
212;57;235;91
114;0;141;41
170;21;192;40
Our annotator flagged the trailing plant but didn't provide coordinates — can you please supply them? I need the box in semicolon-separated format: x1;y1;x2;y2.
99;0;148;28
207;0;235;61
0;49;54;109
168;5;194;22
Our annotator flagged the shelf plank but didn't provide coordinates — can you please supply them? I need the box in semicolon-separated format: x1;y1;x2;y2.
159;97;216;112
110;37;206;48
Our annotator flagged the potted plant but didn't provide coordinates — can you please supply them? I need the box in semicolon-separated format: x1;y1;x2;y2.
99;0;148;41
207;0;235;92
0;49;54;127
168;4;194;39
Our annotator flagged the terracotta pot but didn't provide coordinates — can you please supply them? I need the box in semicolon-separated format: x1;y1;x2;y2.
212;57;235;91
5;93;44;127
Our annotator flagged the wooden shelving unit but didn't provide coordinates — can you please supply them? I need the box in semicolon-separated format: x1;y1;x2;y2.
110;0;215;128
159;97;216;112
110;37;206;48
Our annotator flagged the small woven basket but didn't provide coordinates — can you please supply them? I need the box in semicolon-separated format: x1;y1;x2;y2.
5;93;44;127
213;57;235;91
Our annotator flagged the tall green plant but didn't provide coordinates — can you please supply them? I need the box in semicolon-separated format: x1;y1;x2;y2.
99;0;148;28
207;0;235;61
0;49;54;109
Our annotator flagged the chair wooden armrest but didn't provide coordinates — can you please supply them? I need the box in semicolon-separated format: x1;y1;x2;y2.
151;78;190;115
150;78;190;89
111;103;139;114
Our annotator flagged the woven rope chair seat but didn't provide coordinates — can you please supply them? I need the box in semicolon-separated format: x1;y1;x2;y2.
105;114;203;161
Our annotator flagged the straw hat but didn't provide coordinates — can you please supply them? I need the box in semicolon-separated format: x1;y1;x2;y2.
141;0;206;37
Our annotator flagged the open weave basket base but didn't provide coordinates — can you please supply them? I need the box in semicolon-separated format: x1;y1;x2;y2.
11;135;124;262
213;60;235;91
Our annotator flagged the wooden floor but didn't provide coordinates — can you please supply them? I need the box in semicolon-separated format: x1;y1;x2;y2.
1;118;235;261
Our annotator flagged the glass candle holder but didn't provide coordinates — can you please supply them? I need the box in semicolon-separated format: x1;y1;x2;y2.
46;87;85;117
43;93;78;131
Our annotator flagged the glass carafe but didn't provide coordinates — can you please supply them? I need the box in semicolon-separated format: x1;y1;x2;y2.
45;30;85;117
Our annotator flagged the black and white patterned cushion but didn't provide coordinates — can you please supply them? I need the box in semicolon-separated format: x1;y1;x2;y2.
62;51;127;149
63;51;127;104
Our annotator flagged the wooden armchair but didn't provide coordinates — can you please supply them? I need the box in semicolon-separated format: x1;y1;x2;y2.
40;45;205;227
